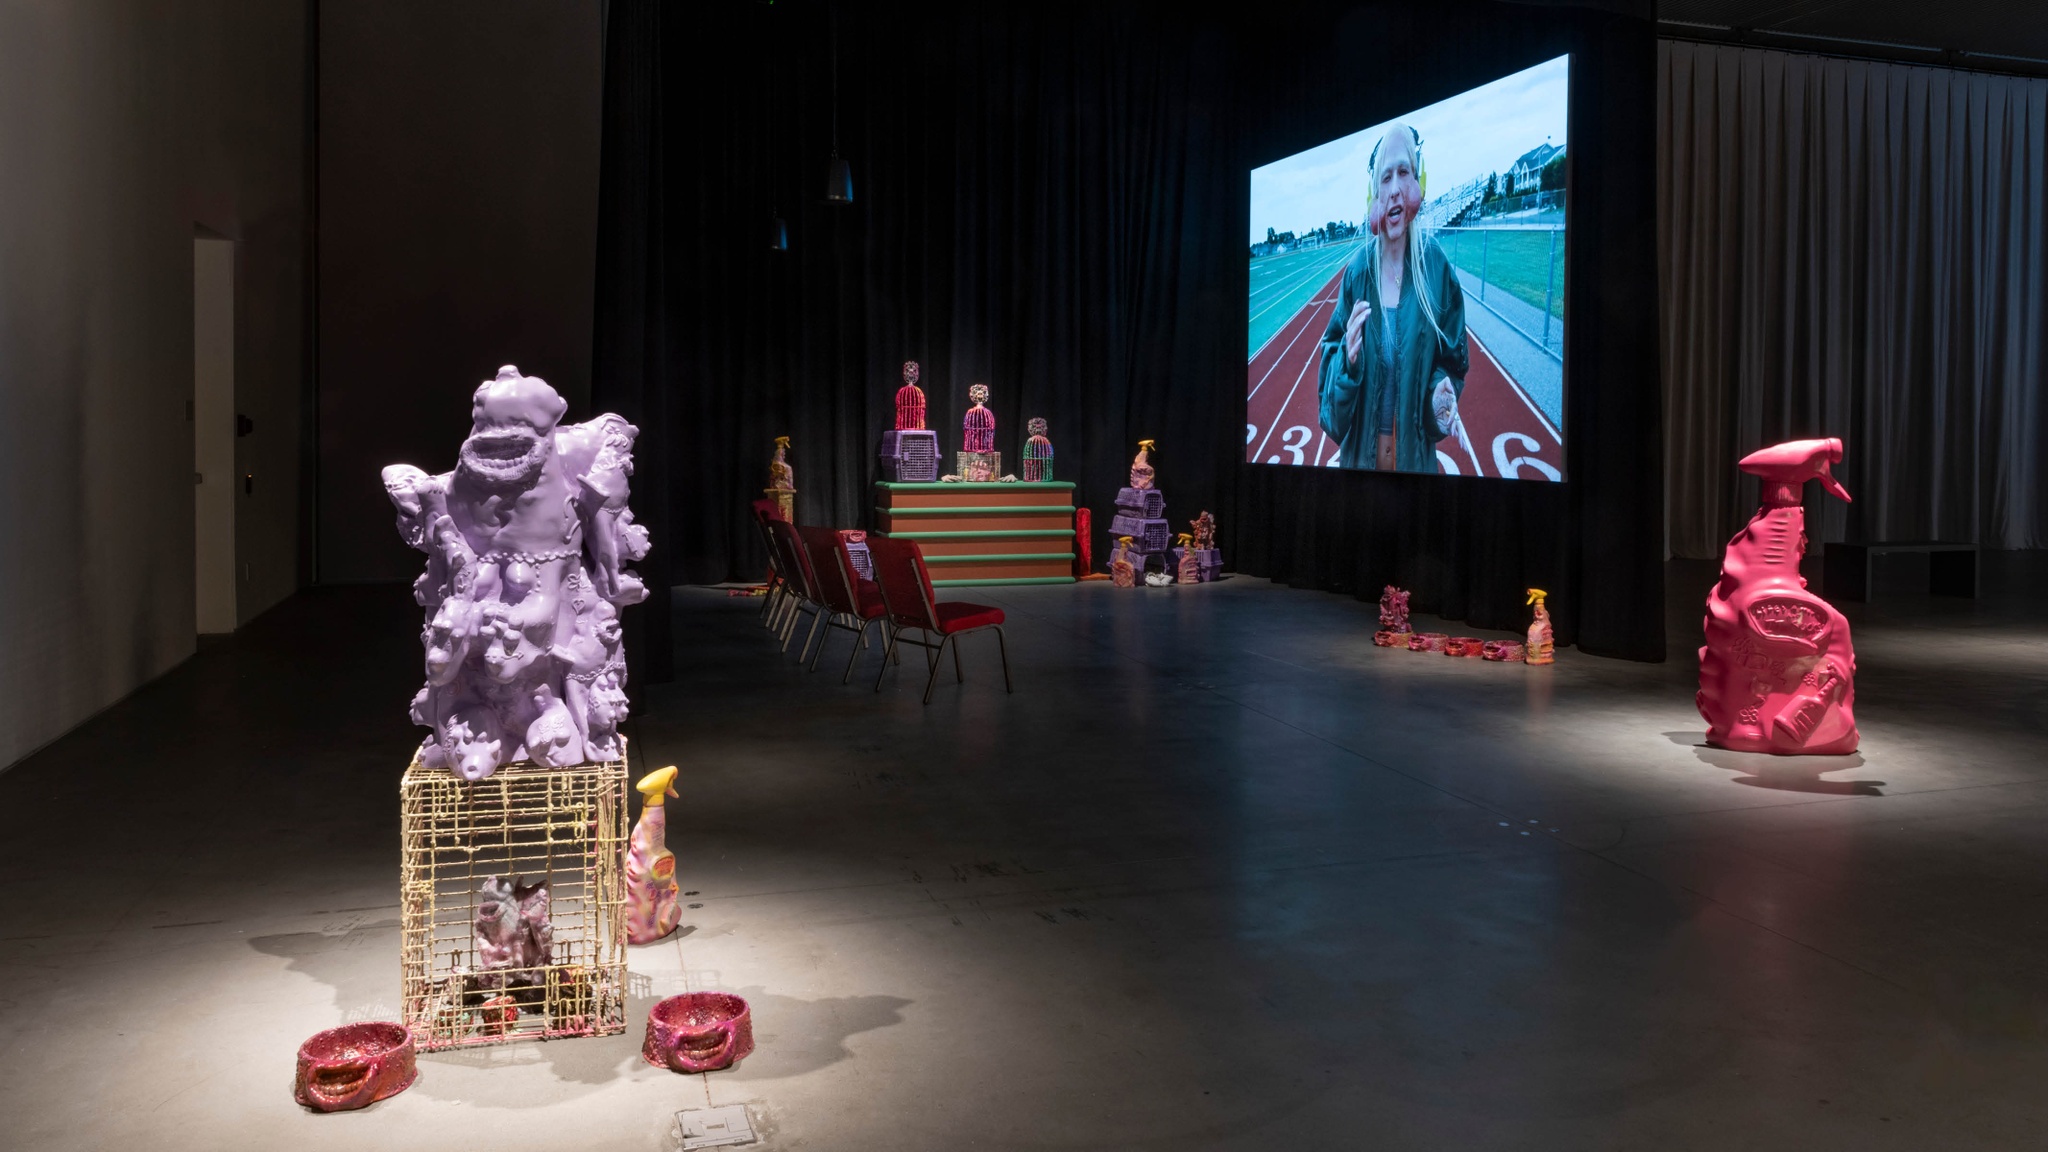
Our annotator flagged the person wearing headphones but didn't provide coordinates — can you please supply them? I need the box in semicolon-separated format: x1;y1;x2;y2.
1317;123;1471;471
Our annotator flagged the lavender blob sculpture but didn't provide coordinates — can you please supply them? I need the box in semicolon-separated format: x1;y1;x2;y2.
383;365;649;780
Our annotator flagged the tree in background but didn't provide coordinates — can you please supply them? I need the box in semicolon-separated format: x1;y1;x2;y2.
1540;152;1567;192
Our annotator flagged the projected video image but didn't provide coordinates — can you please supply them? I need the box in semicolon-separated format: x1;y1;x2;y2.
1247;56;1567;480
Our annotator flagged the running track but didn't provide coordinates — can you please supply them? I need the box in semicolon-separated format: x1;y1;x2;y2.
1246;269;1564;480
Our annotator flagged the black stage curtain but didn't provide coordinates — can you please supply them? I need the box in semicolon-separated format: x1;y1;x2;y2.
595;0;1666;662
1659;42;2048;557
594;0;1239;595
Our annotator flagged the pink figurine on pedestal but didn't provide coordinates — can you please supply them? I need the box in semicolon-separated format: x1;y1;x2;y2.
625;765;682;945
895;361;927;430
1698;438;1858;754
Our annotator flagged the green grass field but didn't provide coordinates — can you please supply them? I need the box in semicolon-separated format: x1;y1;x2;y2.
1247;240;1363;359
1438;228;1565;323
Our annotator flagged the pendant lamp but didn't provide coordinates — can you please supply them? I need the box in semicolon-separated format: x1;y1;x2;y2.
823;6;852;203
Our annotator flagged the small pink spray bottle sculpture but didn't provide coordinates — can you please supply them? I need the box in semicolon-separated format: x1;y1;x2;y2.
1524;588;1555;665
1698;438;1858;754
626;765;682;945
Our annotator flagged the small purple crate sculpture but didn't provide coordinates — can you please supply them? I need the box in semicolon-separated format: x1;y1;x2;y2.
1168;511;1221;583
1109;487;1171;569
878;430;939;482
837;529;875;582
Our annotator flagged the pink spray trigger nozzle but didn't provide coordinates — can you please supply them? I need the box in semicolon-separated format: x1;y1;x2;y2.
1737;437;1851;505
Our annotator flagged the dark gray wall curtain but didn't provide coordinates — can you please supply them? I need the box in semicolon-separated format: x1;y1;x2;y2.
1658;41;2048;557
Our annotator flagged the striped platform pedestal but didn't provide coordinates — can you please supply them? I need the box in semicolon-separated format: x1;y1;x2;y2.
874;481;1077;586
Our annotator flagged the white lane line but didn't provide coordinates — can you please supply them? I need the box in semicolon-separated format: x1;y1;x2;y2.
1247;243;1358;325
1471;332;1562;446
1252;337;1323;462
1248;289;1335;399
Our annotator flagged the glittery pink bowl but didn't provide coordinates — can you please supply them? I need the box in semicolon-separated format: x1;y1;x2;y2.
642;992;754;1073
293;1021;417;1112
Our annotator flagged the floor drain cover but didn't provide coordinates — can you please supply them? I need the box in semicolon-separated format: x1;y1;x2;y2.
676;1104;757;1149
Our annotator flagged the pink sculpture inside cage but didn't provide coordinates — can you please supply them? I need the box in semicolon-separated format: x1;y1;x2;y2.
1698;438;1859;754
963;384;995;452
1023;417;1054;481
895;361;927;430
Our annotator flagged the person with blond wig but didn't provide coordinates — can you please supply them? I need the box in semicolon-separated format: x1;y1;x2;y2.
1318;123;1471;471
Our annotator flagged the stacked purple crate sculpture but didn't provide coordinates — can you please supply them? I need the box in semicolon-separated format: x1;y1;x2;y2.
1108;440;1171;576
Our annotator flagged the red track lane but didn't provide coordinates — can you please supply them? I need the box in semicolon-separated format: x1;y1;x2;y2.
1246;282;1563;480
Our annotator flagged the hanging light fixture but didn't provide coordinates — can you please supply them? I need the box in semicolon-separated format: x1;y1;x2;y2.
823;5;852;204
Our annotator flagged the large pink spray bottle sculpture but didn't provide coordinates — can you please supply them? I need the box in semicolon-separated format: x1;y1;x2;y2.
1698;438;1858;755
382;366;649;779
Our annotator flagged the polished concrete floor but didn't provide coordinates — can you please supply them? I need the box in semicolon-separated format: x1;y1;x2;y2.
2;558;2046;1151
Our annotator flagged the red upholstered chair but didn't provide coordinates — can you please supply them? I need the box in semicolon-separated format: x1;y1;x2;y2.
800;527;892;681
866;534;1012;704
750;498;791;628
765;519;828;658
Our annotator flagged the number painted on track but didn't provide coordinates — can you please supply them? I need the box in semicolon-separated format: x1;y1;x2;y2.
1492;432;1561;481
1278;425;1312;465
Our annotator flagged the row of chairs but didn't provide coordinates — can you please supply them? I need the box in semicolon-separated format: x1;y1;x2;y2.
749;501;1013;704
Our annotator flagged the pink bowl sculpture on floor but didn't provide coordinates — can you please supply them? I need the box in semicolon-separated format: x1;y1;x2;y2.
1699;438;1858;754
1409;632;1448;653
1481;640;1525;662
382;366;648;780
1444;637;1485;657
643;993;755;1073
293;1022;417;1112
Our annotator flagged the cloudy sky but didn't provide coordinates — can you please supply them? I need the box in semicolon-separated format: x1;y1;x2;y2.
1249;55;1570;244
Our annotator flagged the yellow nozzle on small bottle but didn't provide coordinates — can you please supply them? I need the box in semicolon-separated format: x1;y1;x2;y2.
635;765;680;805
1526;587;1548;606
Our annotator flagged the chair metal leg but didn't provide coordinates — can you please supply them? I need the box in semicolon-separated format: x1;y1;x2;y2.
799;608;826;664
842;618;873;684
952;630;965;683
875;624;900;692
994;625;1012;693
922;634;952;704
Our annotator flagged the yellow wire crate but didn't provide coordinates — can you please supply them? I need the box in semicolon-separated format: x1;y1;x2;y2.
399;752;628;1051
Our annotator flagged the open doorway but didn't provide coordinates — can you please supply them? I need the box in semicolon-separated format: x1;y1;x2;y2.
194;234;236;635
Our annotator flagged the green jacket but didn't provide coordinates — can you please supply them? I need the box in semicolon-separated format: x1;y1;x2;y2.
1318;234;1469;471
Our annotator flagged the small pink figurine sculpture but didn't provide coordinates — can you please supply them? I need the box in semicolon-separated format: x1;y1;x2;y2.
1023;417;1054;481
895;361;927;430
1524;588;1555;665
626;766;682;945
1175;534;1200;584
1699;438;1858;754
1111;536;1138;588
1129;439;1157;489
767;436;795;521
963;384;995;452
383;365;646;780
1374;585;1411;647
1192;510;1216;552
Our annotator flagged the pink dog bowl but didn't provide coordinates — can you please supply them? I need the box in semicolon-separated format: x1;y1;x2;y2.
642;992;755;1073
293;1021;417;1112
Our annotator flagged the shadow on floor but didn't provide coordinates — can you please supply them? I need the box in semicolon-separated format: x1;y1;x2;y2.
718;987;912;1082
1663;731;1882;795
